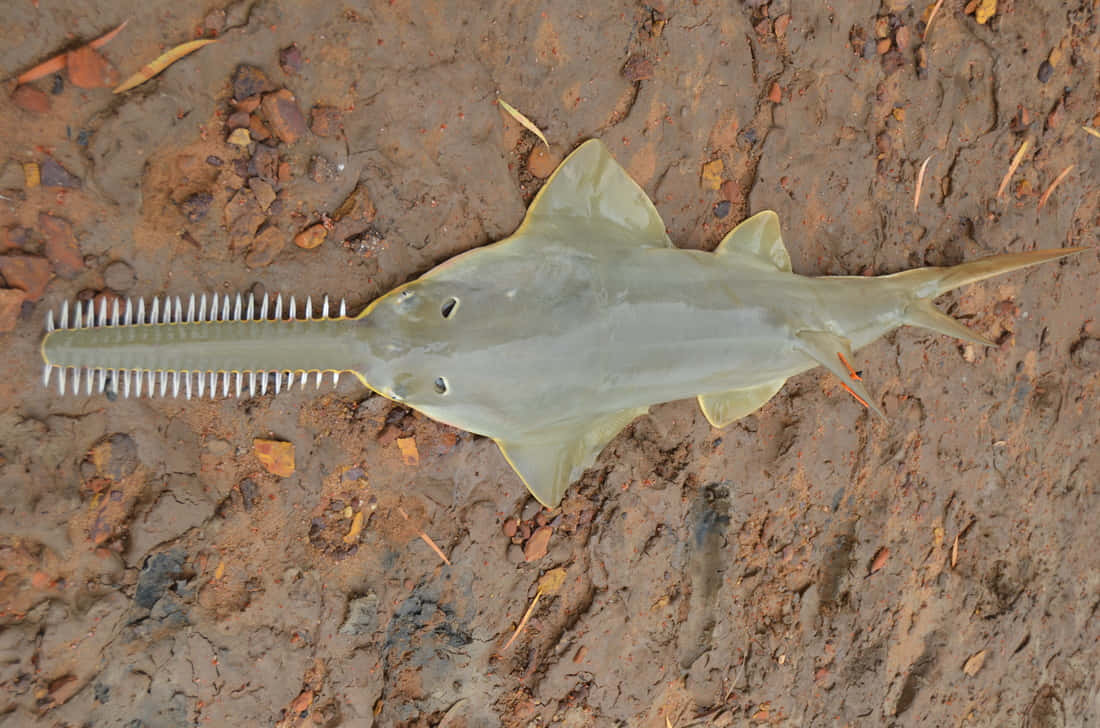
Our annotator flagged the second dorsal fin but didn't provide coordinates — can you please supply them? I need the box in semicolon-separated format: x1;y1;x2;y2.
715;210;792;272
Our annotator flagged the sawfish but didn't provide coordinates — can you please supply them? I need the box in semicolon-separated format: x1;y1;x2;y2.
40;140;1084;507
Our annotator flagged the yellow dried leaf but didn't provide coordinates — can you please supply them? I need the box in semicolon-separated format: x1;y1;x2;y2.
343;511;364;544
397;437;419;466
933;525;945;549
1083;125;1100;139
253;438;295;477
497;98;549;148
962;649;987;676
975;0;997;24
113;39;217;94
23;162;40;188
227;128;252;147
701;159;724;191
213;560;225;580
538;567;567;595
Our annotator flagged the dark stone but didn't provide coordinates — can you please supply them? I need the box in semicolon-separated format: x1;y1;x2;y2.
1037;60;1053;83
134;550;185;609
40;156;81;188
279;44;303;74
232;65;276;100
249;144;280;182
239;478;258;511
713;200;731;219
180;193;214;223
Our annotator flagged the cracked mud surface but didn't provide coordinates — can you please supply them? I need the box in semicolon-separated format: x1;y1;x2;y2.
1;1;1098;726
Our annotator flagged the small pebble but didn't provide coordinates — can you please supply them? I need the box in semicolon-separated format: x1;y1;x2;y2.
1037;60;1053;83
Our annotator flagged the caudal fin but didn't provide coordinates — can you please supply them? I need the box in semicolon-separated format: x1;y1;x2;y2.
889;247;1087;345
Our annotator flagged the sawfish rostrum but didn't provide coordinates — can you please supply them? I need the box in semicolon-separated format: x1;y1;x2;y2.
40;140;1084;507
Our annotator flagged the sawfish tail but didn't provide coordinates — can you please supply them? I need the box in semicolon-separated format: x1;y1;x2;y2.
889;247;1088;347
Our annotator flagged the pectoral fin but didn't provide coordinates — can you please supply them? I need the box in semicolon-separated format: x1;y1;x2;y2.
796;330;886;418
496;407;650;507
698;379;786;428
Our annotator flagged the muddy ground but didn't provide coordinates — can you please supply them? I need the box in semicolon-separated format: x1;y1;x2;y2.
1;1;1098;726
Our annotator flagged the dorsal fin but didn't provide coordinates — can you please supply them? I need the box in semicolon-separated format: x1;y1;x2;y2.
518;139;672;249
715;210;792;272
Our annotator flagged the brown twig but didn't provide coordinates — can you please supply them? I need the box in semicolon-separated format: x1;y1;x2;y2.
397;507;451;565
1037;165;1074;210
923;0;945;40
15;19;128;84
502;589;542;650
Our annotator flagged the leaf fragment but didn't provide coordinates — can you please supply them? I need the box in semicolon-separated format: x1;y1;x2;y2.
342;511;364;544
497;97;549;148
1083;125;1100;140
253;438;295;477
396;437;419;466
113;39;217;94
869;546;890;574
701;159;724;191
975;0;997;24
962;649;987;676
538;567;567;595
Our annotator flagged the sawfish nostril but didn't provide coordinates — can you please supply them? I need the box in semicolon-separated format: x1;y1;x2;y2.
441;297;458;319
434;376;448;394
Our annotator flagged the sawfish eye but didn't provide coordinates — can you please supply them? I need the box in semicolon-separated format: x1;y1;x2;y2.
434;376;448;395
441;297;459;319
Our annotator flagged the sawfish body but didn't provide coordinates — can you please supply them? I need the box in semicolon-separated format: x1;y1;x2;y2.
41;140;1084;507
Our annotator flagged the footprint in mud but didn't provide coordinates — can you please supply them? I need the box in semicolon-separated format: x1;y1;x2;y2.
678;482;731;670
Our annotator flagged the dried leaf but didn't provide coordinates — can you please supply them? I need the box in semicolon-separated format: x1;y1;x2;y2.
1082;125;1100;139
23;162;40;188
113;39;217;94
397;437;419;466
15;19;128;85
996;138;1030;199
342;511;364;544
538;567;567;595
923;0;945;40
253;438;295;477
213;560;225;580
497;98;549;148
951;532;960;568
914;153;934;212
701;159;724;191
66;46;117;89
226;128;252;147
869;546;890;574
975;0;997;24
962;649;987;676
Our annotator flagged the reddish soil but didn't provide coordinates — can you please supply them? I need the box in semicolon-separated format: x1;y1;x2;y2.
1;2;1097;726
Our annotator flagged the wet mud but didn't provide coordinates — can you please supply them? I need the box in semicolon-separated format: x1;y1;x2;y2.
1;1;1098;726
